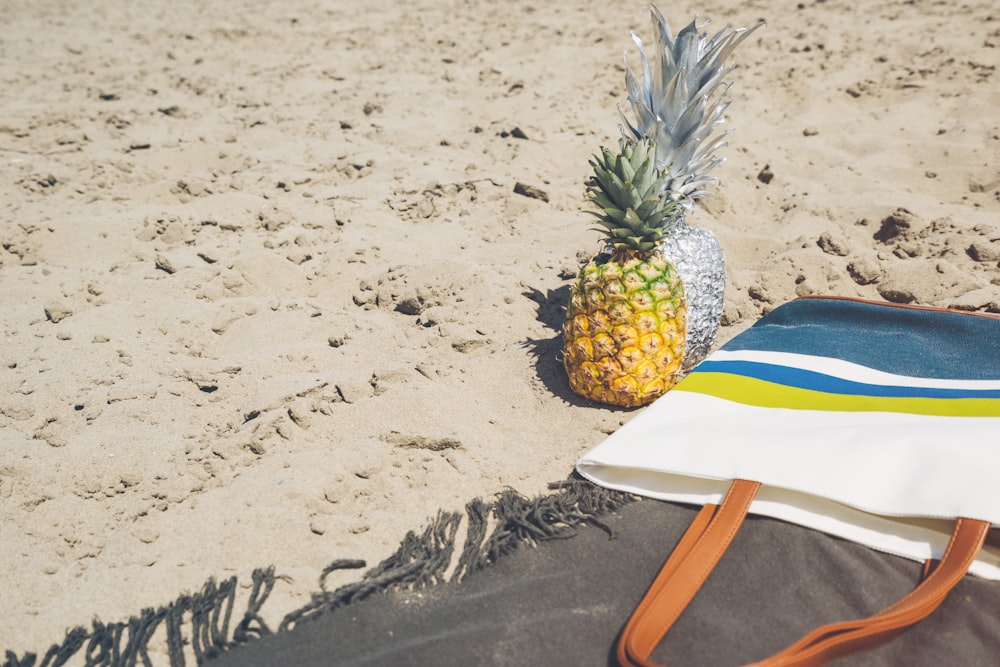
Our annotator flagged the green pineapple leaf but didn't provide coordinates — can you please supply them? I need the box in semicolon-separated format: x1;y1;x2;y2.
586;138;681;252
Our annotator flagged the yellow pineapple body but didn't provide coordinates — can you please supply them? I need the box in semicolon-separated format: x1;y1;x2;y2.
564;249;686;407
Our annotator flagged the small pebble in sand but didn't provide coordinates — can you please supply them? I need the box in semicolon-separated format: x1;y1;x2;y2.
44;302;73;323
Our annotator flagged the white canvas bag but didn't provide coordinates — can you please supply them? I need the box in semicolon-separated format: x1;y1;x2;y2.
577;297;1000;666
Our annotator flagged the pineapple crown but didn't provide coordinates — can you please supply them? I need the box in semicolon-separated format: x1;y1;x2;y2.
620;6;763;205
586;138;681;253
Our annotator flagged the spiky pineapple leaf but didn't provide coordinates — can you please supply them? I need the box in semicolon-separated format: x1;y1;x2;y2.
620;8;764;202
586;139;681;252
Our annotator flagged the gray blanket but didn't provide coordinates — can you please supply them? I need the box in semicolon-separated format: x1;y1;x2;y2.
208;484;1000;666
8;480;999;666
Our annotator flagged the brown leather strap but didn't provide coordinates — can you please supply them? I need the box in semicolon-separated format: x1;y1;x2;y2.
616;501;716;667
746;517;990;667
616;480;989;667
617;479;761;667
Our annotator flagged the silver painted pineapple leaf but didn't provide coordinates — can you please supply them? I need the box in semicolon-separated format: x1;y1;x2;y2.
620;7;763;202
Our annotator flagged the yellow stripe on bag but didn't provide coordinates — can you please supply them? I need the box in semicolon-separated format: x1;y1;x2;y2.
676;372;1000;417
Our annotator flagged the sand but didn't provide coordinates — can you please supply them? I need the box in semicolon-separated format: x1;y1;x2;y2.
2;0;998;658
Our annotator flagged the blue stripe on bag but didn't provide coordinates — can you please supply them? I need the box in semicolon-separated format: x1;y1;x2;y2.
694;360;1000;399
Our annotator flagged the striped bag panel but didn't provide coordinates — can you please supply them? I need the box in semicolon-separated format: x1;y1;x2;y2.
577;297;1000;578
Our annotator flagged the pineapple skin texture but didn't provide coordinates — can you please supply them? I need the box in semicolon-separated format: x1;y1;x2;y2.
563;251;686;407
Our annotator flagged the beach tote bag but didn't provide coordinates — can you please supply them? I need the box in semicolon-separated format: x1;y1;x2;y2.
577;296;1000;666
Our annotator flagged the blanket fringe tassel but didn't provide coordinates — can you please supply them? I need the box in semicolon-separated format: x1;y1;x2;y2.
3;478;635;667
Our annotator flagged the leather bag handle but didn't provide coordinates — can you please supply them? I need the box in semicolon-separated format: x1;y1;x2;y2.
617;479;990;667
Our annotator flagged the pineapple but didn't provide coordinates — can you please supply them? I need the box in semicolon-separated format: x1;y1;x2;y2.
563;139;686;407
621;7;763;370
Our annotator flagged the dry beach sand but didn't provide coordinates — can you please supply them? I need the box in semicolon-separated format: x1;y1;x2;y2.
2;0;999;658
